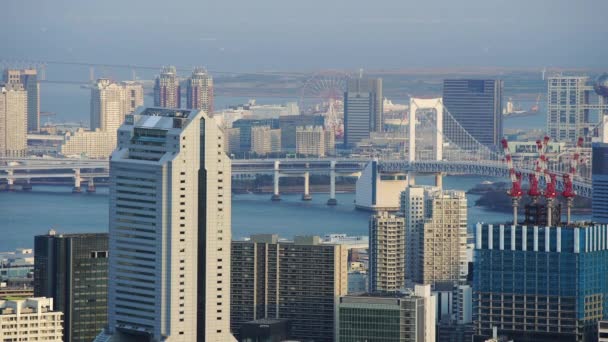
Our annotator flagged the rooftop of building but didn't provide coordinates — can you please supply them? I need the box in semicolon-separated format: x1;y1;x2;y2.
36;229;108;239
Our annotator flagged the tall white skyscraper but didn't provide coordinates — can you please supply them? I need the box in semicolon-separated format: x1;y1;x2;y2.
401;186;468;285
90;79;144;132
97;107;235;341
369;211;405;293
4;68;39;132
0;83;27;157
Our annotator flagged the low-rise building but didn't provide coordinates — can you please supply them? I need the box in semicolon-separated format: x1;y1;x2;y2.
251;126;281;155
60;128;116;158
0;297;63;341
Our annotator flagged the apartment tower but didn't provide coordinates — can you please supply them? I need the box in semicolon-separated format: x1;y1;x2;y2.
0;83;27;157
3;68;39;132
186;67;214;115
369;211;405;293
154;66;181;108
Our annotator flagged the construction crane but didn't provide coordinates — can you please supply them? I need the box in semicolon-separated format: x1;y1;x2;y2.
537;136;558;226
562;137;584;225
527;139;544;203
501;138;523;224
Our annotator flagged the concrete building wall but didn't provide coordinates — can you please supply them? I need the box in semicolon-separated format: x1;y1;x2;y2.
0;297;63;341
60;128;117;158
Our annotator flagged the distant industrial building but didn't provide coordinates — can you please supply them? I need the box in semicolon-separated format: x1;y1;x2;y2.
442;79;503;147
3;68;39;132
344;77;383;147
337;285;436;342
0;82;27;157
153;66;181;108
369;211;405;293
0;297;63;341
34;230;108;342
279;115;324;149
186;67;213;114
231;234;348;342
474;223;608;342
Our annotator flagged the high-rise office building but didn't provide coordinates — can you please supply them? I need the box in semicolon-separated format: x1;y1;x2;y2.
592;142;608;223
337;285;436;342
547;76;594;142
97;107;235;341
154;66;181;108
231;234;348;342
90;79;144;133
442;79;503;147
186;67;213;115
0;297;63;340
4;68;39;132
0;83;27;157
474;223;608;342
34;230;108;342
401;186;468;285
369;211;405;293
344;77;383;147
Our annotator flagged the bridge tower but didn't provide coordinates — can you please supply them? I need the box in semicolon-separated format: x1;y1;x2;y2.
408;98;444;187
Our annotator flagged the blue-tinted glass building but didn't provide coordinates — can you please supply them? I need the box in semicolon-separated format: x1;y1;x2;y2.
593;143;608;223
473;223;608;342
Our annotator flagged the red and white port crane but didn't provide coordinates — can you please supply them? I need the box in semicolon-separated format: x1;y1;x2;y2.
562;137;584;224
501;138;523;224
527;139;544;202
538;136;558;226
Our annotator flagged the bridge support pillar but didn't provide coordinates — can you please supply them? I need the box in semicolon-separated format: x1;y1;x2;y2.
271;161;281;201
73;169;82;193
435;173;443;189
22;179;32;191
327;161;337;205
87;178;96;193
302;171;312;201
6;176;15;192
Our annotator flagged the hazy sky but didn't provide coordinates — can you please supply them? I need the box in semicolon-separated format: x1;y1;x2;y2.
2;0;607;71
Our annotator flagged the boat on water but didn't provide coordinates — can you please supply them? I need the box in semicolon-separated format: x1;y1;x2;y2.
503;97;540;118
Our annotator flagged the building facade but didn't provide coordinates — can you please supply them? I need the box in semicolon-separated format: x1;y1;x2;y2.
224;127;241;154
0;83;27;157
154;66;181;108
60;128;117;158
3;68;39;132
296;125;334;157
232;118;279;152
279;115;324;150
547;76;594;142
0;297;63;341
442;79;503;147
369;211;405;293
337;285;436;342
592;142;608;223
34;230;108;342
97;107;235;341
251;126;281;155
90;79;144;133
401;186;468;285
474;223;608;342
186;67;213;114
344;77;383;147
231;234;348;342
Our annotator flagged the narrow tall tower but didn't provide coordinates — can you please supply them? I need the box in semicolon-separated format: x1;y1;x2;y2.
186;67;213;115
97;107;235;341
154;66;181;108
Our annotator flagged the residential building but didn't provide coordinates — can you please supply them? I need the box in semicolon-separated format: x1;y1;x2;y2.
3;68;39;132
0;83;27;157
296;125;334;157
344;77;383;147
442;79;503;147
592;142;608;223
90;79;144;133
186;67;213;114
251;126;281;155
369;211;405;293
154;66;181;108
401;186;468;285
231;234;348;342
34;230;108;342
232;118;279;152
474;223;608;342
337;285;436;342
224;127;241;154
279;115;324;150
60;128;117;158
0;297;63;341
96;107;235;341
